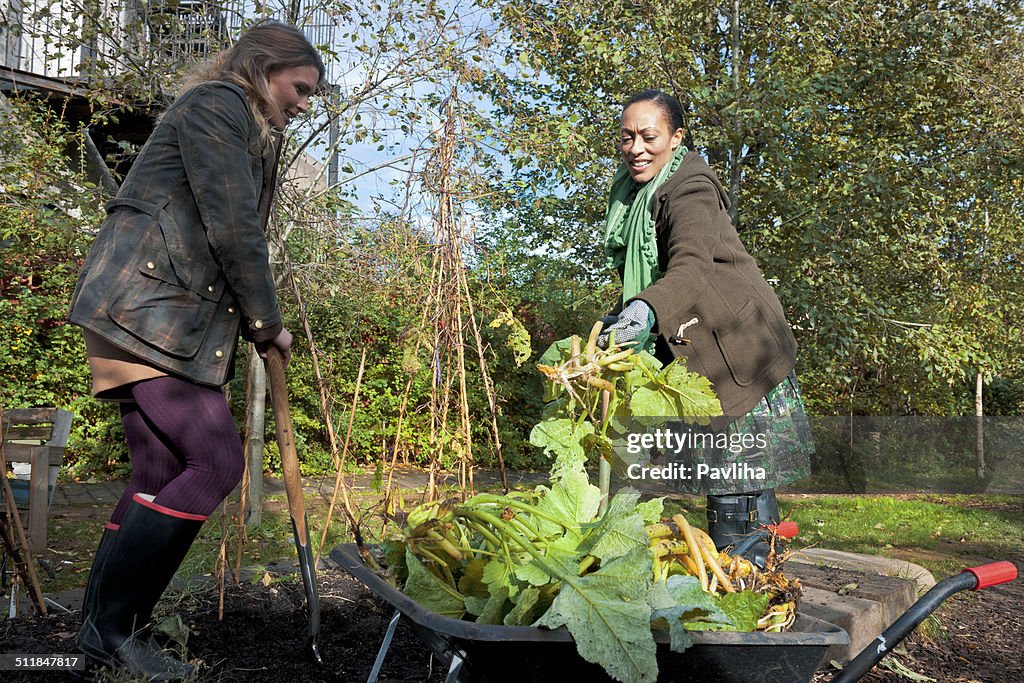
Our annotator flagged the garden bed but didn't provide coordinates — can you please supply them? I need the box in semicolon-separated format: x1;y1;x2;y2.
2;547;1021;682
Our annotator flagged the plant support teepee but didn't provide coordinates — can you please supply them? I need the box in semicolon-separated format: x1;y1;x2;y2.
384;86;508;504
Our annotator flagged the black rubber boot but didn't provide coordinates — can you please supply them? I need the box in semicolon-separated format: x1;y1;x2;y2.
755;489;781;528
706;493;758;548
80;526;117;625
706;490;781;569
77;494;205;681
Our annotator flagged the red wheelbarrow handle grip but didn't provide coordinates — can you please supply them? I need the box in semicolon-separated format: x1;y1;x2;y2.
770;521;799;540
965;561;1018;590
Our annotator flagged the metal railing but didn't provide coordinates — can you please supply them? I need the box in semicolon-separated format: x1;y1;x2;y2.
1;0;340;86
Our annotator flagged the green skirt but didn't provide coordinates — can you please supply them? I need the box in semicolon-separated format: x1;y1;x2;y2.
654;372;814;495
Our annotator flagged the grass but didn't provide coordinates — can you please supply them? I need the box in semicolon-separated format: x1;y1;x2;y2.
783;494;1023;570
662;493;1023;578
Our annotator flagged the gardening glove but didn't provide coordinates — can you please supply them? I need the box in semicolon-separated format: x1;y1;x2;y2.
597;299;655;351
256;327;293;366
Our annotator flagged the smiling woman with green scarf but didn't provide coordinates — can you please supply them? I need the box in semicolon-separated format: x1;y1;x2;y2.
600;143;687;353
596;90;813;568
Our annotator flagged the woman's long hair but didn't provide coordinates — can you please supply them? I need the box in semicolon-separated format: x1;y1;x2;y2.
181;20;326;142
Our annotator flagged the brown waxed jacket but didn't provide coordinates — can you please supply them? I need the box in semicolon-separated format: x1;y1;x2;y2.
70;81;282;387
632;151;797;428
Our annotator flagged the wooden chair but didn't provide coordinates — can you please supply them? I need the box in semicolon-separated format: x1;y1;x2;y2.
1;408;74;554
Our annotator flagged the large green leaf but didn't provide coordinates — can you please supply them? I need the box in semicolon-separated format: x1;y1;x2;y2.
538;336;574;367
533;461;602;535
662;361;722;421
650;575;733;648
629;385;678;418
515;533;581;586
589;512;647;563
504;585;542;626
529;417;594;465
693;591;772;633
646;581;693;653
534;547;658;683
482;556;520;598
457;558;490;601
578;489;649;561
629;360;722;421
634;497;665;525
476;584;511;625
403;549;465;619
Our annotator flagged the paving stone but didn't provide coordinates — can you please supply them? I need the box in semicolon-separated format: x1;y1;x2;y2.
786;561;918;632
798;584;887;665
790;547;936;592
63;492;96;505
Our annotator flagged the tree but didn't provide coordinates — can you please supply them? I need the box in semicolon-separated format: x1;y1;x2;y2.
475;0;1024;416
4;0;552;476
0;96;122;475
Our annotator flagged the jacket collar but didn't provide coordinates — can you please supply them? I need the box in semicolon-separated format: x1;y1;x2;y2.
651;151;730;225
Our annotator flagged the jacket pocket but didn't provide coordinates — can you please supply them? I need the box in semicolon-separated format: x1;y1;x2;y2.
107;252;220;360
713;300;780;387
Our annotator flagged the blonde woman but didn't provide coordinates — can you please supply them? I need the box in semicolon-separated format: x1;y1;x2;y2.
70;20;325;680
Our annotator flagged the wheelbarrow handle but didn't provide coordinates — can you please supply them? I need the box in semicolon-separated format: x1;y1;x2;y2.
965;560;1018;590
831;561;1018;682
773;520;799;540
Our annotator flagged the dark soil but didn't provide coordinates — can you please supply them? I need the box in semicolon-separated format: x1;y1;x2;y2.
2;566;446;683
3;552;1021;683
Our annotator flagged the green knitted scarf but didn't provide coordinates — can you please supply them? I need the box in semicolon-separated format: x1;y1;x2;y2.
603;145;688;306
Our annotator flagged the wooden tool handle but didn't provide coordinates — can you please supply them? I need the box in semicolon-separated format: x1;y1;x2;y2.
264;346;308;544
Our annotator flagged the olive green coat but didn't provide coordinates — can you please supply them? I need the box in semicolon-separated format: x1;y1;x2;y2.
634;152;797;428
70;82;282;386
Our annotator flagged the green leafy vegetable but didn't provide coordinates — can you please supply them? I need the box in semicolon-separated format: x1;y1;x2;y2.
403;548;465;619
535;546;658;683
378;329;800;682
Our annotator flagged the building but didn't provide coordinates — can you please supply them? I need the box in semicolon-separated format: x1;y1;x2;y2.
1;0;332;188
1;0;234;84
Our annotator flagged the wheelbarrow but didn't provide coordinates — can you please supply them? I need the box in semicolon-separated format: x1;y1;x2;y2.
331;543;845;682
330;543;1017;683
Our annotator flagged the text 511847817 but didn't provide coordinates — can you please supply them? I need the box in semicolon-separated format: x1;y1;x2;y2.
0;654;86;671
